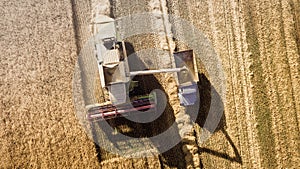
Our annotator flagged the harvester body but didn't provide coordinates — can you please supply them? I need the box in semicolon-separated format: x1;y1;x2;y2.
87;16;199;121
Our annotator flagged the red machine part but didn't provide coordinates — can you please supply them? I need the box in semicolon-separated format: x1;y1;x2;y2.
87;98;155;121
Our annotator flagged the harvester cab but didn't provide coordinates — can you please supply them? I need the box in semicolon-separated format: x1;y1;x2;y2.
86;16;199;121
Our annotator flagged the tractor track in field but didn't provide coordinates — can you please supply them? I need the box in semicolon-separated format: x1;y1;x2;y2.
171;0;300;168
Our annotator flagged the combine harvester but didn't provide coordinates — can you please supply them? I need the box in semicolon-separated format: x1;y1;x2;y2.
86;16;199;121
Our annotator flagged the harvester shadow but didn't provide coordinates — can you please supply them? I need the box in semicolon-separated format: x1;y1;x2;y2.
195;73;242;164
195;73;226;132
199;128;242;164
91;42;185;164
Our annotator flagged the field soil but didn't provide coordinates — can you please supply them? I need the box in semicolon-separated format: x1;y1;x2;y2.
1;0;299;168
